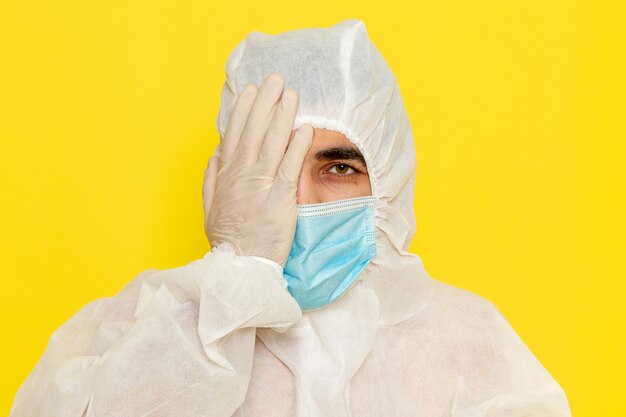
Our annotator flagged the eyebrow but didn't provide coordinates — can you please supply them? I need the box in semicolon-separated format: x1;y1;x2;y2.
314;146;367;167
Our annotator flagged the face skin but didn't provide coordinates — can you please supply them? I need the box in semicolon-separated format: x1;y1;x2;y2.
288;128;372;204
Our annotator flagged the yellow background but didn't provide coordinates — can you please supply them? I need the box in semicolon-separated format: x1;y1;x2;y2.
1;1;624;415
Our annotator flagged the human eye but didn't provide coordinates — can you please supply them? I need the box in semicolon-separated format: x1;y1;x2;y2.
326;163;359;179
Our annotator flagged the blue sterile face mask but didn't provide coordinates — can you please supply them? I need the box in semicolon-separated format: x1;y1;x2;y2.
283;195;377;311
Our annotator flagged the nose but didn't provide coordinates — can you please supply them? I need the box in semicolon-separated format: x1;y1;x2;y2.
296;163;324;205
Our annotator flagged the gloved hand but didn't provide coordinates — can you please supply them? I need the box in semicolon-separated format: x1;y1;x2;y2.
202;72;313;267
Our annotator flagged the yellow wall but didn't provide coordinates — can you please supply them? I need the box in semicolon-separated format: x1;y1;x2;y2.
1;1;624;415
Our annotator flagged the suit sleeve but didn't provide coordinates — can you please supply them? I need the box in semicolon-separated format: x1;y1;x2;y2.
9;243;301;417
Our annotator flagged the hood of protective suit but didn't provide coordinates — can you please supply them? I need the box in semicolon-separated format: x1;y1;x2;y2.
215;19;438;327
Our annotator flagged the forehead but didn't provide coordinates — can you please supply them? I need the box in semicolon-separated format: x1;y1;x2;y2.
309;128;357;152
290;127;357;150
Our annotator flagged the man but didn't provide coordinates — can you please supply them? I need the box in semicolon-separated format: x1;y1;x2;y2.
10;19;570;417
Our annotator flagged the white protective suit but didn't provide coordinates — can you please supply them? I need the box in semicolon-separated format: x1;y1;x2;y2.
9;19;571;417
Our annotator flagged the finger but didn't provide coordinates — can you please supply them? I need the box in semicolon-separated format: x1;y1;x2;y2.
259;87;299;177
272;124;313;196
236;72;285;165
202;155;219;236
220;84;258;169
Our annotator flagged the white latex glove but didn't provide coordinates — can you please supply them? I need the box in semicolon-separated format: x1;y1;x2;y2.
203;72;313;267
